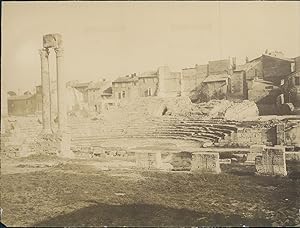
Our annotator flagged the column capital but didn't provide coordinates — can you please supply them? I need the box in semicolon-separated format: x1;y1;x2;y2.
39;48;50;58
54;48;64;57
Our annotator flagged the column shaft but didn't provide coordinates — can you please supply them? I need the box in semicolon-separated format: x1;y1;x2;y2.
39;48;52;134
55;48;67;131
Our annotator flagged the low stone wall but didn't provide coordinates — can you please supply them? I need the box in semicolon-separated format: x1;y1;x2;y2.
170;151;192;171
234;128;268;146
191;152;221;174
255;145;287;176
285;152;300;161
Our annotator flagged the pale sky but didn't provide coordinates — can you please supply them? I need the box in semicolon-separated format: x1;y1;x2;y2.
2;1;300;93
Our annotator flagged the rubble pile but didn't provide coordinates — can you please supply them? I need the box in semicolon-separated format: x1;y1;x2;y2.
192;100;259;121
224;100;259;121
28;134;61;156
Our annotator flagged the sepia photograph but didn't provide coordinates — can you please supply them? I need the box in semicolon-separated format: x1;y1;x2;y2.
1;1;300;227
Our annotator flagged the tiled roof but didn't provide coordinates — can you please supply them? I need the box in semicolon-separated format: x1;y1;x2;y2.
8;94;33;100
139;71;158;78
73;82;90;88
102;87;112;95
87;81;111;90
203;73;230;83
263;54;294;62
113;76;138;83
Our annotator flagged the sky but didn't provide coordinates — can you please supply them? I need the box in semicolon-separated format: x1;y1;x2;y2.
2;1;300;93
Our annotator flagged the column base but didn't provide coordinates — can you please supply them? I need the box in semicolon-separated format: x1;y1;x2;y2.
58;131;75;158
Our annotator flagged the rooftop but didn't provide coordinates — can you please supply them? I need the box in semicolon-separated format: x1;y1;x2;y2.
139;71;158;78
88;80;111;90
8;94;33;101
113;75;138;83
203;73;231;83
73;82;90;88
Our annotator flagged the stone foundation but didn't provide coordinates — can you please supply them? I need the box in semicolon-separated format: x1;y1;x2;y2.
255;145;287;176
191;152;221;174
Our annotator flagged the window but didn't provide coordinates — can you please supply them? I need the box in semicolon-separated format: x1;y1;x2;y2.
291;63;296;72
295;77;300;86
122;91;126;98
148;88;152;96
118;92;121;99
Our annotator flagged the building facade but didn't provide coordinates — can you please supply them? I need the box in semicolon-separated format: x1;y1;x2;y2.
112;74;139;102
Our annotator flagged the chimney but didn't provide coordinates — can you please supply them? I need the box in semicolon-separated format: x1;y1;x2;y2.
245;56;249;63
232;57;236;70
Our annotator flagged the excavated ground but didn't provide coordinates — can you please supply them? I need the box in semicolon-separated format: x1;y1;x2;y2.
1;155;300;227
1;98;299;226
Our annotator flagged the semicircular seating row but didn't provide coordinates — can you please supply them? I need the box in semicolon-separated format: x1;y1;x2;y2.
69;115;240;148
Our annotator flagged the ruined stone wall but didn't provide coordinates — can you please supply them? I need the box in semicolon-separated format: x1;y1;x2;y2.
181;68;197;96
232;127;269;147
181;65;208;96
158;66;181;97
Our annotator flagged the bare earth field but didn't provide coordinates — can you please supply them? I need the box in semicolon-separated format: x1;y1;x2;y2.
1;155;300;227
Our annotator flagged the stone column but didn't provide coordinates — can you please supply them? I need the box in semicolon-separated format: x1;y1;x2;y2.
54;47;67;132
39;48;52;134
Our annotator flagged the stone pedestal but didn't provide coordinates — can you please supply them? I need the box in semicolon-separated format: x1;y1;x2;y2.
191;152;221;174
58;127;74;158
135;151;162;169
255;145;287;176
39;48;52;134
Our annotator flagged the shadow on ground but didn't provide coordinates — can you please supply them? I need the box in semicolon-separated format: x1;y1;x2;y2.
33;201;271;227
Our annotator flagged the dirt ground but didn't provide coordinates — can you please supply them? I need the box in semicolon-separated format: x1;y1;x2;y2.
1;155;300;227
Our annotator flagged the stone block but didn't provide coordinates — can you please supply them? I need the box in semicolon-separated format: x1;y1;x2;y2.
135;151;161;169
255;145;287;176
191;152;221;174
219;158;231;164
43;34;63;48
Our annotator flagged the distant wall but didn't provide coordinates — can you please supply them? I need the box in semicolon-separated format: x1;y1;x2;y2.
230;71;247;99
181;65;208;96
158;66;181;97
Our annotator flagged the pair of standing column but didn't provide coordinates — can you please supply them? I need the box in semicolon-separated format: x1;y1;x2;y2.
39;47;66;134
